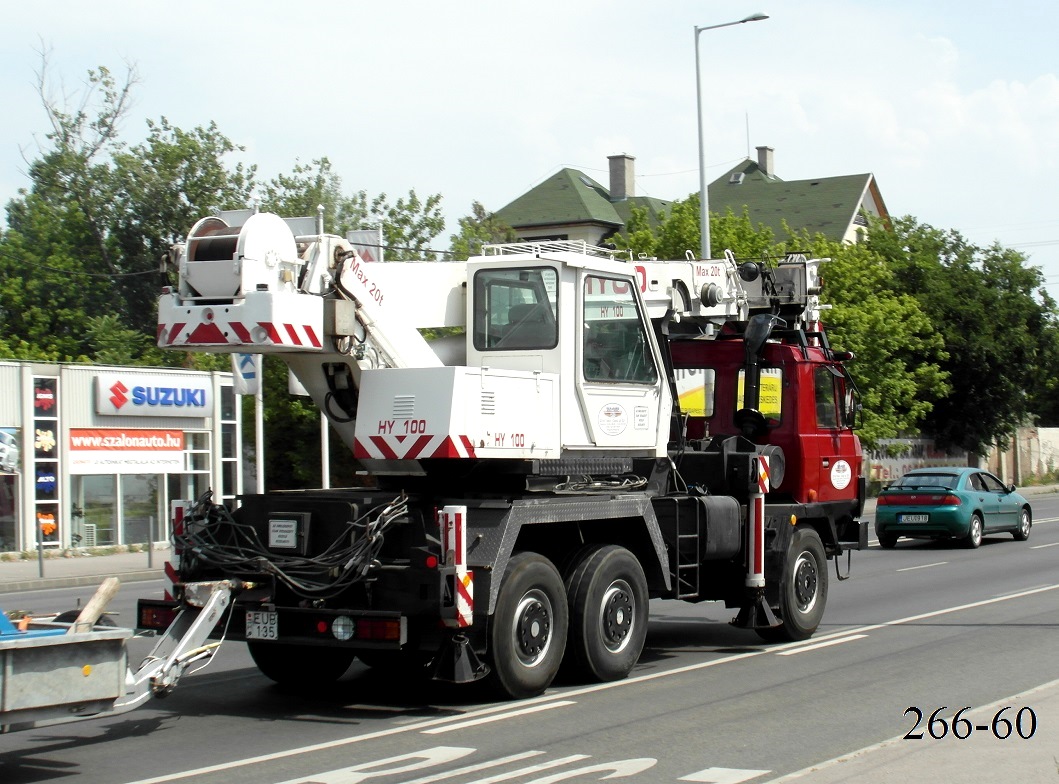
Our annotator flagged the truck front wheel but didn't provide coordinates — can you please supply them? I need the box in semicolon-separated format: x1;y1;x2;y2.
564;545;648;682
488;552;568;699
757;527;828;643
247;642;356;685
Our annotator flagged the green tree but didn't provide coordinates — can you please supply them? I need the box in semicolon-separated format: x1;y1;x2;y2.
1;59;256;361
873;219;1056;454
259;158;445;260
448;201;518;259
791;230;950;447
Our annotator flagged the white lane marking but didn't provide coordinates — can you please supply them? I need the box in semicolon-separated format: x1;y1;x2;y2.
397;751;549;784
680;766;772;783
759;675;1059;783
386;753;594;784
1030;541;1059;549
121;582;1059;784
422;700;575;734
895;561;947;572
776;634;868;656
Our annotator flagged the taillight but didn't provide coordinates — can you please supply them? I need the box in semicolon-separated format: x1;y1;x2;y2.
878;493;961;506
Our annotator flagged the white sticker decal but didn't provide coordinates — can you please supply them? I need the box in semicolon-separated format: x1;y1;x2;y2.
598;404;628;436
831;459;852;490
633;406;649;430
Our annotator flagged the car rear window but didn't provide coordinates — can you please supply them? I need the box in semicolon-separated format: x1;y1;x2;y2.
892;473;960;490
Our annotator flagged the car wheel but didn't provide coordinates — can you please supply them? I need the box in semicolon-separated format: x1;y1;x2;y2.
1013;508;1032;541
963;513;983;549
878;532;898;549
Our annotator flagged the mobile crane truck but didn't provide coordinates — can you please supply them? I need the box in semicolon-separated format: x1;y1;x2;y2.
139;209;867;699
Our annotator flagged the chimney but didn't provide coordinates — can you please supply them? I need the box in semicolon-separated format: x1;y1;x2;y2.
756;146;775;177
608;154;635;200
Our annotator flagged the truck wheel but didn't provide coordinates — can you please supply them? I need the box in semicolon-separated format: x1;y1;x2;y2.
757;527;827;643
247;642;356;685
564;545;648;682
488;552;568;699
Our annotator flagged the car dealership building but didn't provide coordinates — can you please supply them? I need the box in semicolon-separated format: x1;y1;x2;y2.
0;361;241;554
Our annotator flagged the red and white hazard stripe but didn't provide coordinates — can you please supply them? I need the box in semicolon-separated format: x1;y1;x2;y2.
438;505;474;628
164;499;189;601
354;435;477;460
746;455;769;590
158;320;321;349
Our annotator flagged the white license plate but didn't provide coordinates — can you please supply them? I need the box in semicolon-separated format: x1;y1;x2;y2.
900;514;929;524
246;610;278;640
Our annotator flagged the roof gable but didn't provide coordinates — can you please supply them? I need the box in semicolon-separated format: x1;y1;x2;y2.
495;168;623;229
710;169;883;242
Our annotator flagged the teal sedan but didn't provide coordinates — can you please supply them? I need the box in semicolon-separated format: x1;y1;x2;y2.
874;467;1031;549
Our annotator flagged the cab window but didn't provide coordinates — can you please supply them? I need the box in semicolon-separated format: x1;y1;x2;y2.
814;366;839;428
675;368;715;417
737;368;784;421
473;267;557;350
582;275;657;384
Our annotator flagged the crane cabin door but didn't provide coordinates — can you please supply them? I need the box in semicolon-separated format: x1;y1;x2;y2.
576;273;666;452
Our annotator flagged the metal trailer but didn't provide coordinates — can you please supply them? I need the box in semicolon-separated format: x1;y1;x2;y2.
1;579;234;733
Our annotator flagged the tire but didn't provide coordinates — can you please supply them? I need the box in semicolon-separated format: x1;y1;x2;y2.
488;552;568;699
53;610;117;628
877;532;898;549
756;527;828;643
1013;508;1032;541
963;513;983;549
247;642;356;685
563;545;649;683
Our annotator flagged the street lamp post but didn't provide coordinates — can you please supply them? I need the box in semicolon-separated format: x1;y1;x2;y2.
696;12;769;260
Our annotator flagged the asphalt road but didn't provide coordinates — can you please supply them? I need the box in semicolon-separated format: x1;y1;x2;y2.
2;497;1057;784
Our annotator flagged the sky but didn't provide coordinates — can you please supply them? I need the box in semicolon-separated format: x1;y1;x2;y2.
3;1;1059;296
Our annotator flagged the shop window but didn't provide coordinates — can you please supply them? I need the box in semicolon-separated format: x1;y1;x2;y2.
75;475;116;547
122;474;161;545
0;475;17;552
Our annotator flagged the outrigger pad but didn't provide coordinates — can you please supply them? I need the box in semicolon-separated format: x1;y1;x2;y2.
429;633;490;684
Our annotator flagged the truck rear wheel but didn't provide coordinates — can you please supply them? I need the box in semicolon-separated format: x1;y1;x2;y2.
247;642;356;685
564;545;648;682
757;527;827;643
488;552;568;699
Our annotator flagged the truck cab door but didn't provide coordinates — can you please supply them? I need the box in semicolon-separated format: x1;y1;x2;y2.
809;365;858;501
576;273;666;451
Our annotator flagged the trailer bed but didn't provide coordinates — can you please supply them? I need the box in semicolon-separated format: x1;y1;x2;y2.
1;621;132;732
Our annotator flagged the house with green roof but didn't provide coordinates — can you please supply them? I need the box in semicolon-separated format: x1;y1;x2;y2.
493;155;673;246
711;146;889;244
494;148;889;252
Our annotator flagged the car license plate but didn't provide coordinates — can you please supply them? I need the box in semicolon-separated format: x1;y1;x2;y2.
246;610;278;640
899;514;929;524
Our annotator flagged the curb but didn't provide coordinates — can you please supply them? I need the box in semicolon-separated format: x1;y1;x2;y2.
0;569;166;595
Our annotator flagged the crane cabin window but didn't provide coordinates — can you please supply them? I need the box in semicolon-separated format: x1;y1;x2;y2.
582;275;658;384
473;267;558;350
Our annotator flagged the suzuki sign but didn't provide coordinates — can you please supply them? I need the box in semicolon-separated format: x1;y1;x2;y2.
95;374;214;418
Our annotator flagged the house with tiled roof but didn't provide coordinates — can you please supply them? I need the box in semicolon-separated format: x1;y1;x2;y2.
711;146;889;244
494;147;889;250
493;155;673;246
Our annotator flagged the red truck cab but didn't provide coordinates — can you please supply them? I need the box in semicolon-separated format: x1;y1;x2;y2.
670;324;863;509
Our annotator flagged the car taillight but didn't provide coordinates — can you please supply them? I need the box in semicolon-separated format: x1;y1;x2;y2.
878;493;961;506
